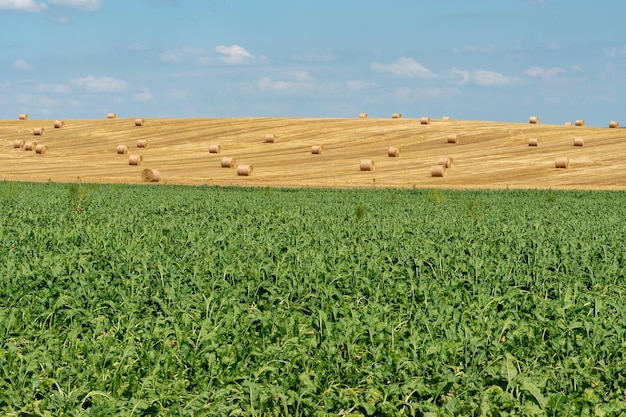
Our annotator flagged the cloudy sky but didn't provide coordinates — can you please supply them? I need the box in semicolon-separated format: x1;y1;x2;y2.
1;0;625;125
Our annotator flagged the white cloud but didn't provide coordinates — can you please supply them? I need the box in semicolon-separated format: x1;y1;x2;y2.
255;75;339;95
71;75;128;93
36;83;70;93
524;66;565;78
572;65;584;73
159;46;207;64
0;0;47;12
48;0;101;10
257;77;314;94
215;44;254;65
451;68;471;84
286;70;313;81
13;59;34;71
606;45;626;58
0;0;101;11
345;80;377;90
370;57;437;78
133;86;154;102
472;70;512;86
392;86;461;100
16;93;62;107
451;67;516;86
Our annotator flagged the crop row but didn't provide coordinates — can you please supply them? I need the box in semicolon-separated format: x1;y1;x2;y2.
1;182;626;415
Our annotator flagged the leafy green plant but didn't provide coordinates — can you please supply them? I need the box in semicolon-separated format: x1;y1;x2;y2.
1;183;626;415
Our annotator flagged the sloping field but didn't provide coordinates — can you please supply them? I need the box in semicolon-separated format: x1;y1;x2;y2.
1;117;625;189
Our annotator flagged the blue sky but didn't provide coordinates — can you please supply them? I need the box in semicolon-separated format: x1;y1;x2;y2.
1;0;625;125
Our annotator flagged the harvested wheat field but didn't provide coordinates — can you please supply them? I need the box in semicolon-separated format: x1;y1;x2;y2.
2;117;626;189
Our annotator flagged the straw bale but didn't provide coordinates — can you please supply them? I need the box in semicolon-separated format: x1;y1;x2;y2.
209;144;222;154
575;119;585;127
528;138;538;147
442;116;450;121
19;114;28;120
221;157;236;168
438;157;453;168
555;157;570;168
134;118;145;126
420;117;430;125
574;137;584;147
311;145;324;155
24;141;37;151
392;113;402;119
431;165;446;177
107;113;116;119
137;139;149;148
263;134;275;143
33;127;44;136
237;164;253;176
609;121;619;128
54;120;65;128
564;122;572;126
116;145;129;155
447;134;458;143
360;159;375;171
35;144;48;154
13;140;25;149
141;168;161;182
388;147;401;157
128;155;143;165
529;116;539;124
358;113;368;119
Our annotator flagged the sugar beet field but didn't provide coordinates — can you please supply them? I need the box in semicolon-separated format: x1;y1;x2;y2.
2;181;626;416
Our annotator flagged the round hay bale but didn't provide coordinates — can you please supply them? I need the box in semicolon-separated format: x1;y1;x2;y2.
564;122;572;126
107;113;116;119
420;117;431;125
392;113;402;119
609;120;619;128
209;144;221;154
33;127;44;136
263;134;275;143
555;157;570;168
311;145;324;155
19;114;28;120
116;145;129;155
54;120;65;128
388;147;401;157
528;138;538;147
237;164;253;176
134;118;145;126
24;141;37;151
431;165;446;177
35;144;48;154
358;113;368;119
529;116;539;124
575;119;585;127
442;116;450;121
574;137;584;147
360;159;375;171
141;168;161;182
128;155;143;165
438;156;453;168
13;140;25;149
447;134;458;144
137;139;149;148
221;157;236;168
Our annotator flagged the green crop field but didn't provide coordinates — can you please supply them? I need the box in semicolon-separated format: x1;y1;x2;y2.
2;181;626;416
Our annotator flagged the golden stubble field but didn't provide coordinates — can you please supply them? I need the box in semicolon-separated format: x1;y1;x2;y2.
1;116;625;190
